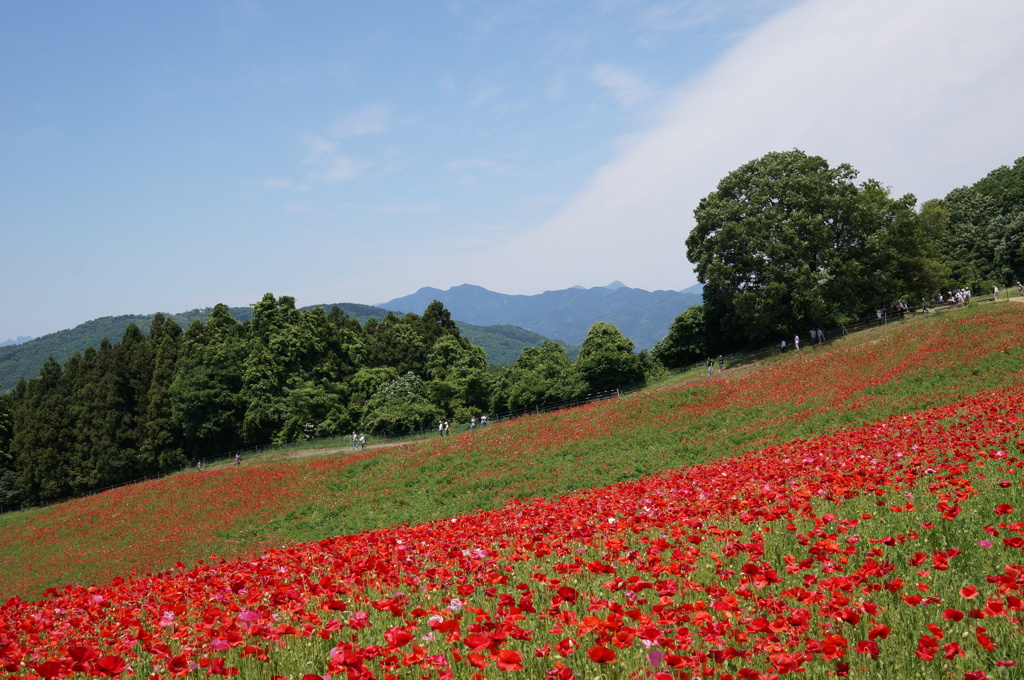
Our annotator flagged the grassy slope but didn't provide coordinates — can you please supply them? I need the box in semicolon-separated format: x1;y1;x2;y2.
1;303;1023;599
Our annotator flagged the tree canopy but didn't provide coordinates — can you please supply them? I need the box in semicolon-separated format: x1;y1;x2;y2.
938;156;1024;289
576;322;645;393
686;149;947;349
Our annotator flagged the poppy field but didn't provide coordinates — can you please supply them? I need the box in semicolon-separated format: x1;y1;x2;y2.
3;304;1024;679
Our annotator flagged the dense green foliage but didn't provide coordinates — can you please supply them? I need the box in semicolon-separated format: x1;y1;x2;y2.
0;303;553;394
938;155;1024;289
686;149;948;350
490;340;588;412
651;304;707;368
0;391;13;507
2;296;649;505
575;321;646;391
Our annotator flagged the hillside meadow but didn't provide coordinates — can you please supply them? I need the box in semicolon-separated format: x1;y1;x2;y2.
2;302;1024;678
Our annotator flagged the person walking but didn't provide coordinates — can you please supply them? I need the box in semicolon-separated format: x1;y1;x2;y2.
438;420;445;437
794;334;800;351
359;433;366;449
994;285;1000;301
470;416;476;430
718;354;724;372
235;452;241;466
781;339;787;353
706;357;713;376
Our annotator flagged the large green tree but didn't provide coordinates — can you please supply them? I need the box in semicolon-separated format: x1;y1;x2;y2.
686;149;946;349
170;305;246;457
0;389;17;507
425;334;491;420
361;371;442;435
491;341;586;412
939;156;1024;288
652;305;707;369
576;322;645;393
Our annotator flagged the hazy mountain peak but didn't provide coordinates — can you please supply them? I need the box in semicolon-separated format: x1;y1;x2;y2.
379;282;701;349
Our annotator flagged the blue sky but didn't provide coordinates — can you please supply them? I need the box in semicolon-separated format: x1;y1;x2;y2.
3;0;1024;343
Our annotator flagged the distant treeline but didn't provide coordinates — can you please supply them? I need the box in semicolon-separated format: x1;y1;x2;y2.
0;296;652;505
0;302;548;392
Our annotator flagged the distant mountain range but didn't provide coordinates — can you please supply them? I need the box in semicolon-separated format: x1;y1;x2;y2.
379;282;702;350
1;282;702;393
0;337;33;347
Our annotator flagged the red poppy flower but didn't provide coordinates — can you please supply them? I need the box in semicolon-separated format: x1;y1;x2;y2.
587;645;616;664
545;662;576;680
96;656;129;676
496;650;524;671
166;655;190;678
35;662;64;679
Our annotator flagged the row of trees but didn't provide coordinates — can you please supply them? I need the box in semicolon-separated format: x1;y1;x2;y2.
654;151;1024;364
0;296;650;505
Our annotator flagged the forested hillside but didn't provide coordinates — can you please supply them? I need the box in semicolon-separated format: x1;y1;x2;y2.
0;295;645;507
0;303;555;392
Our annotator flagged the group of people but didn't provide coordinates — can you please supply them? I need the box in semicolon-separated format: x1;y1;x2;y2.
704;355;724;375
934;289;972;308
351;432;366;449
931;282;1018;309
781;328;825;353
441;415;489;436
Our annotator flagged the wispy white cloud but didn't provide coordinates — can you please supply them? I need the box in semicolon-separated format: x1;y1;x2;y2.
469;84;506;108
451;0;1024;294
634;0;781;32
445;158;511;173
591;63;652;107
304;136;366;183
445;157;512;186
378;203;441;215
259;177;292;190
329;104;394;138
